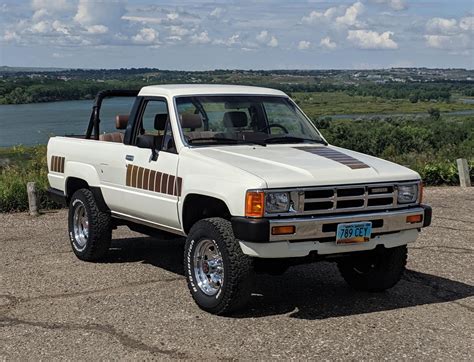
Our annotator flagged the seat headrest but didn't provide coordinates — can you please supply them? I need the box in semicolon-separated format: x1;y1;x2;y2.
223;111;248;128
115;114;129;130
180;113;203;129
154;114;168;131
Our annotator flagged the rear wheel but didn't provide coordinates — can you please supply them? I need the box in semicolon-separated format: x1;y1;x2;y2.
184;218;254;315
337;245;407;292
68;188;112;261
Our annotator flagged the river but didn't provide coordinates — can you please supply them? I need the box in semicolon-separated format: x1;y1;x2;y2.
1;98;473;147
0;98;135;147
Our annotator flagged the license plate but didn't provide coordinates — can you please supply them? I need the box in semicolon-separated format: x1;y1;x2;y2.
336;222;372;244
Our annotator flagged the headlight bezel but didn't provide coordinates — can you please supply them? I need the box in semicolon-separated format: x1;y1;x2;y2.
265;191;291;214
396;183;420;204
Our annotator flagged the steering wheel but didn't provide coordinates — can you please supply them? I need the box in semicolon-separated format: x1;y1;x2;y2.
259;124;289;134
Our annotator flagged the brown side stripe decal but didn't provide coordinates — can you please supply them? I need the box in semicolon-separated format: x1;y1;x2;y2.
126;165;182;196
50;156;65;173
295;147;370;169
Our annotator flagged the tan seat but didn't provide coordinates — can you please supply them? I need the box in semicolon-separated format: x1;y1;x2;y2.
99;132;124;142
99;114;128;143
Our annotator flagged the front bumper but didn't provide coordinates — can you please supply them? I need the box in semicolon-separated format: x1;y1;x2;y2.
232;204;431;243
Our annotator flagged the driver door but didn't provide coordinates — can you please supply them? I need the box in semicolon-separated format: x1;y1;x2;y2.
119;97;181;230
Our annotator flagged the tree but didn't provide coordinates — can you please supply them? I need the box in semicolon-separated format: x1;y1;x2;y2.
428;107;440;121
409;94;418;103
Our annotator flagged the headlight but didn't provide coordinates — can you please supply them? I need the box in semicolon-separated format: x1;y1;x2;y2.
265;192;290;213
397;184;418;204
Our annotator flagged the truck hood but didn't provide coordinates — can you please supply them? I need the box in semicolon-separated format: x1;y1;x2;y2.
193;144;420;188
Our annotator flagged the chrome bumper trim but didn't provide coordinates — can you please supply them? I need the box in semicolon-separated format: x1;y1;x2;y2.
268;207;425;242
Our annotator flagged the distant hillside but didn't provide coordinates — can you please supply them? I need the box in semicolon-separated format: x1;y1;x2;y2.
0;66;68;73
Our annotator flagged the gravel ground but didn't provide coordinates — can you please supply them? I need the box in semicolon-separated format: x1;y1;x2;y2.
1;187;473;360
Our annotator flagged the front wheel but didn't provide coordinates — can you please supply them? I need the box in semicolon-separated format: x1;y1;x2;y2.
337;245;407;292
184;218;254;315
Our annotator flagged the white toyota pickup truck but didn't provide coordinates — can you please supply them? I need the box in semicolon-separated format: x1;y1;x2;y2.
47;84;431;314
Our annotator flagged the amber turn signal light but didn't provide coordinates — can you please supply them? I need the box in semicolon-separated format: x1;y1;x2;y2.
271;225;296;235
406;214;423;224
245;191;264;217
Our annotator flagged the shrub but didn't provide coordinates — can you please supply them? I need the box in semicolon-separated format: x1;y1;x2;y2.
0;145;60;212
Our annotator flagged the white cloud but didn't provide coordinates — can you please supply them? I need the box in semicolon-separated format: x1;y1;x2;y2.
210;8;223;18
256;30;269;43
298;40;311;50
168;25;189;37
32;0;70;13
214;34;240;47
256;30;279;47
302;7;337;24
132;28;159;45
347;30;398;49
387;0;406;10
336;1;364;27
32;8;49;21
459;16;474;31
320;37;337;49
86;25;109;34
74;0;125;27
426;17;458;34
268;36;278;47
31;0;71;21
122;16;162;25
371;0;407;11
424;16;473;50
52;20;69;35
190;31;210;44
424;34;471;50
3;30;20;42
31;21;51;33
167;12;179;21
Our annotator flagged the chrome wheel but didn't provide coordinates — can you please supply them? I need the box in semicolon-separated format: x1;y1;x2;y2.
193;239;224;296
73;201;89;251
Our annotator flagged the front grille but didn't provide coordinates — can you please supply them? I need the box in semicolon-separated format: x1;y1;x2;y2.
301;183;399;215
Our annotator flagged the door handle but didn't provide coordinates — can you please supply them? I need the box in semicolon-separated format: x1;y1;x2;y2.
125;155;134;161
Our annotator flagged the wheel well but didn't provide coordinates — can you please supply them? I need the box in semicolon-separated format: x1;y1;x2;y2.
182;194;231;233
66;177;89;203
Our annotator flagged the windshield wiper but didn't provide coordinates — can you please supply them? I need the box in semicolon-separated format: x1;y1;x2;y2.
188;137;266;146
264;136;328;145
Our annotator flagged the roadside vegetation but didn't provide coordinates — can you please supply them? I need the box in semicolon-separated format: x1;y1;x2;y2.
0;146;59;212
1;115;472;212
292;92;474;118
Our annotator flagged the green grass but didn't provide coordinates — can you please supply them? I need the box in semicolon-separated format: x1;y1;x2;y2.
0;145;59;212
293;92;474;118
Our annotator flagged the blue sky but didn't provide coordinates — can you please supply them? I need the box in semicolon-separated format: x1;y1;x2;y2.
0;0;473;69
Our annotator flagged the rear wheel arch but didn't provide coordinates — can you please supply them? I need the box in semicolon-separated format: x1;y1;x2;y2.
65;177;109;211
182;194;231;234
66;177;89;203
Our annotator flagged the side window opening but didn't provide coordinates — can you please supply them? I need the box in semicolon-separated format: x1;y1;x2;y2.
135;99;169;151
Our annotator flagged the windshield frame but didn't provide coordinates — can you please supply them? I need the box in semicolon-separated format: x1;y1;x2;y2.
173;94;327;148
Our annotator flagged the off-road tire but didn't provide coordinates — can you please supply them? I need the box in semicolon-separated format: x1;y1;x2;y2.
68;188;112;261
337;245;407;292
184;217;254;315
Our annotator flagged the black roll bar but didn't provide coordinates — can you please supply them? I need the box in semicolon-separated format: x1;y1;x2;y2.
85;89;139;140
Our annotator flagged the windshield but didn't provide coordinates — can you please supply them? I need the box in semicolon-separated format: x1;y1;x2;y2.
175;95;325;146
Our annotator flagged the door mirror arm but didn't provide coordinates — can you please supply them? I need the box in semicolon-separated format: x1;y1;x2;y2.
151;148;159;161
